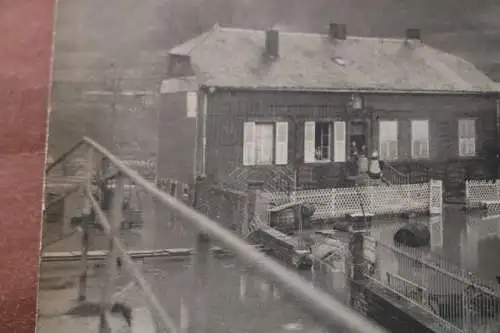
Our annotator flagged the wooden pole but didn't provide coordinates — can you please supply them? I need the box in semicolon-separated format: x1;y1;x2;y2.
77;148;94;302
187;233;211;333
99;173;125;333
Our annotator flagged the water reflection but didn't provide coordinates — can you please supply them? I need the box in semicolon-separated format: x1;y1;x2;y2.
429;215;443;250
239;274;246;302
465;212;500;284
143;258;328;333
368;206;500;288
179;297;189;331
238;272;282;303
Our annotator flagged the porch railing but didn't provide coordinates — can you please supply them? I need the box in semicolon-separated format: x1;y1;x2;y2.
43;137;388;333
381;163;409;185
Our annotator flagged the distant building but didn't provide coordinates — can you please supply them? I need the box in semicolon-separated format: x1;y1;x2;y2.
158;23;500;198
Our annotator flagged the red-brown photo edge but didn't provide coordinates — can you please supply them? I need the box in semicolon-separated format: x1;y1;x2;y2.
0;0;55;332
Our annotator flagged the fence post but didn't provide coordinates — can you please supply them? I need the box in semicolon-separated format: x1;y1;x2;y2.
78;194;91;302
169;180;177;223
352;237;368;315
99;173;125;333
429;179;443;215
465;180;470;207
241;194;250;237
348;221;368;314
496;180;500;201
406;184;412;213
187;232;211;333
462;288;471;331
77;148;94;302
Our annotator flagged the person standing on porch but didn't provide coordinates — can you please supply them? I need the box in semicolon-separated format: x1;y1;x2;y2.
368;150;381;179
357;145;369;174
350;141;359;176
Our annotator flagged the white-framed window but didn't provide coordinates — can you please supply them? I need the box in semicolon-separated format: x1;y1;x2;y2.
243;121;288;166
304;121;346;163
378;120;398;161
411;120;429;159
458;118;476;157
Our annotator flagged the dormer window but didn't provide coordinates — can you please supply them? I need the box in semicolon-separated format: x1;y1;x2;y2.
350;94;363;110
167;55;194;78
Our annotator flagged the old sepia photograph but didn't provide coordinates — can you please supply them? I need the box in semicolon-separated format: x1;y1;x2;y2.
38;1;500;332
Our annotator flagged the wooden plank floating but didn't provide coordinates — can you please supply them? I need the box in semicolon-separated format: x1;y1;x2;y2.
268;201;305;213
253;228;313;270
42;245;269;262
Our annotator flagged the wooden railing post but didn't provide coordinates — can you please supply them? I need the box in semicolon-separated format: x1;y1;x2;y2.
77;196;90;302
99;173;125;333
78;147;94;302
187;232;211;333
241;194;250;237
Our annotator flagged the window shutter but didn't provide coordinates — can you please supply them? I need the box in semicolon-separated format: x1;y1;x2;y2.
459;138;466;156
243;122;256;166
412;140;420;158
458;119;476;157
334;121;346;162
275;122;288;165
469;120;476;138
379;120;398;161
411;120;429;158
468;120;476;156
389;141;398;160
458;120;465;138
380;141;389;160
421;140;429;158
467;138;476;156
304;121;316;163
186;91;198;118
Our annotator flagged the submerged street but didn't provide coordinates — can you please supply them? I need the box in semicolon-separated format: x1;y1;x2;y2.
40;189;500;333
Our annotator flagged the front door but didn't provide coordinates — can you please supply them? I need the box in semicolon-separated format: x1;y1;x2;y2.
350;120;368;154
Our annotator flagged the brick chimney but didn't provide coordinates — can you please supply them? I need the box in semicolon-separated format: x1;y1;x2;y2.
329;23;347;40
265;29;279;59
405;28;421;41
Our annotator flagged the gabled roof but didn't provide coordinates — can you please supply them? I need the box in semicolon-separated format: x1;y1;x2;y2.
169;25;499;93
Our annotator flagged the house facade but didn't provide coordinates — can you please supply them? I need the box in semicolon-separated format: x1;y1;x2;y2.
158;23;500;198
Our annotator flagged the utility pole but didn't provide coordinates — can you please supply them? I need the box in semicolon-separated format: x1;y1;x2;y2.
289;115;305;248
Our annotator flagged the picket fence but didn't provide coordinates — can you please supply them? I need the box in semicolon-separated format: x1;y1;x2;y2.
465;180;500;208
258;180;442;221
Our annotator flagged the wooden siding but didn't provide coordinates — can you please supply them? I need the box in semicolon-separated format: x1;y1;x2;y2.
372;109;497;162
204;90;351;187
201;90;498;190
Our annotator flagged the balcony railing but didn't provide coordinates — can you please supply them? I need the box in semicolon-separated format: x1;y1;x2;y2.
44;136;389;333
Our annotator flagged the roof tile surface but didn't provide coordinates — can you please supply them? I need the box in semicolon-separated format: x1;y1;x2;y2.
169;26;498;92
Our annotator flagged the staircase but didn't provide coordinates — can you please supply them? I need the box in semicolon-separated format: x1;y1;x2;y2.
381;163;409;186
346;163;409;188
224;166;296;193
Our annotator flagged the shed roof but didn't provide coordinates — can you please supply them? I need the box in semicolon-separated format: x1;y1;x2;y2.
169;26;499;93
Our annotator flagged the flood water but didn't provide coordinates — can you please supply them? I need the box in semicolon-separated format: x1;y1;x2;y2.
39;256;337;333
41;191;500;332
383;205;500;287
